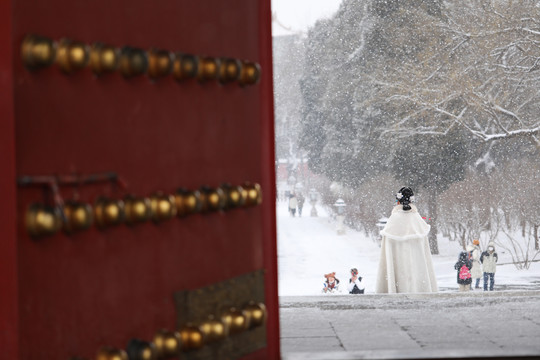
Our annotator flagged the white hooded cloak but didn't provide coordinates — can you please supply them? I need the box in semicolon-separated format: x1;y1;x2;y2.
375;204;438;293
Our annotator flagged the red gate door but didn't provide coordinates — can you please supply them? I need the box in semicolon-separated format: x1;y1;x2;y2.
0;1;278;359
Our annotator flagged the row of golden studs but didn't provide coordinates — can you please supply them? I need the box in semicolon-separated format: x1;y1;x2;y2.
26;183;262;237
21;34;261;85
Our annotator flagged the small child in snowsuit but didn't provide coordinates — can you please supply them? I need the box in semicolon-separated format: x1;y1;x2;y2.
322;272;340;293
454;251;472;292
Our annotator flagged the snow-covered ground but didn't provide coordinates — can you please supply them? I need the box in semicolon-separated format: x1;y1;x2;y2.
277;200;540;296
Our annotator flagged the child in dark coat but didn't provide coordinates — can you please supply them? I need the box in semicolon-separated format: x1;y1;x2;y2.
454;251;472;292
347;268;365;294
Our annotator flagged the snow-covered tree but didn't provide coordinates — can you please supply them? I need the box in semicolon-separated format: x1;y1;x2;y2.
378;1;540;151
392;127;476;254
274;35;305;161
296;0;540;257
438;159;540;269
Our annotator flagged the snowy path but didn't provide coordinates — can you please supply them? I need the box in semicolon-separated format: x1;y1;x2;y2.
277;201;381;295
277;200;540;296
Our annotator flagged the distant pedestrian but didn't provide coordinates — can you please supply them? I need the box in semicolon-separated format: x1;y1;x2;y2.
297;193;305;217
469;240;482;289
322;272;340;293
347;268;365;294
288;194;298;217
454;251;472;292
376;187;438;293
481;242;498;291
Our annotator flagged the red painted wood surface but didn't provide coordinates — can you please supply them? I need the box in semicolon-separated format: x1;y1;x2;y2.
0;0;19;359
2;1;279;358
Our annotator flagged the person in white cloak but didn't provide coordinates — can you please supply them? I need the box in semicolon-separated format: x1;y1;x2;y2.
375;187;438;293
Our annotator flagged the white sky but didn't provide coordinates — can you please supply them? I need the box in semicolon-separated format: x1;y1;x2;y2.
271;0;343;36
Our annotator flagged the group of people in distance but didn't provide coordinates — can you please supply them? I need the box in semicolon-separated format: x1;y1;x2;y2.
322;186;499;295
454;240;498;292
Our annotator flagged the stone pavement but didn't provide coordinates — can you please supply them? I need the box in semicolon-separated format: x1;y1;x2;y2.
280;291;540;359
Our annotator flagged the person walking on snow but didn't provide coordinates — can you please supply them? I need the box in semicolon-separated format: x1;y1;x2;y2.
468;240;482;289
454;251;472;292
297;193;305;217
347;268;365;294
481;242;498;291
375;187;438;293
288;193;298;217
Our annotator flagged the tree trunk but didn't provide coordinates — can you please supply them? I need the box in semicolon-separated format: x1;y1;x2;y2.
427;191;439;255
535;224;539;251
460;225;466;250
